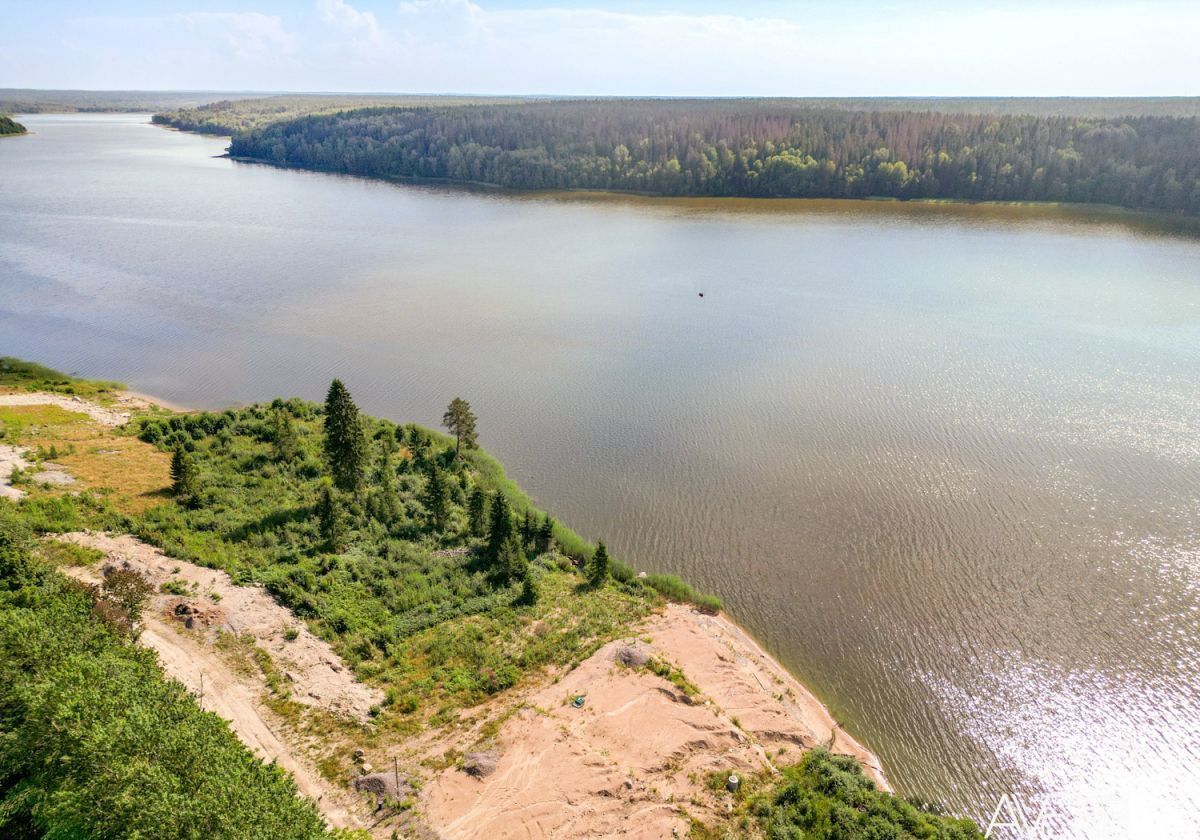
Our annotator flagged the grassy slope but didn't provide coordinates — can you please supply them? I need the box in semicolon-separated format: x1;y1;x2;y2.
0;509;335;839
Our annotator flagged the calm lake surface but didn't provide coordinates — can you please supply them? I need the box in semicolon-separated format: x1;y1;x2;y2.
4;114;1199;836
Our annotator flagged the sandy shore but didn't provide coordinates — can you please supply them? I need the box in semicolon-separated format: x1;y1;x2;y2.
411;602;888;838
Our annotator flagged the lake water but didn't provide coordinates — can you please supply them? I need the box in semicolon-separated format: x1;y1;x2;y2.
4;113;1199;837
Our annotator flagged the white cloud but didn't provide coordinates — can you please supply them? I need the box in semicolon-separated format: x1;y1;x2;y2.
316;0;381;39
2;1;1198;94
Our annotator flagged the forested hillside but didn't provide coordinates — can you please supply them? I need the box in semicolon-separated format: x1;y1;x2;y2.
0;115;26;136
155;95;1200;137
224;101;1200;213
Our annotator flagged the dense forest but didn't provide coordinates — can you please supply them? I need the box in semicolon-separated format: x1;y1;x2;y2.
220;101;1200;213
0;88;254;114
155;95;1200;137
0;115;26;136
153;94;528;135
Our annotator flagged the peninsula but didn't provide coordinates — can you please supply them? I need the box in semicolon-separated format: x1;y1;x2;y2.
0;358;982;838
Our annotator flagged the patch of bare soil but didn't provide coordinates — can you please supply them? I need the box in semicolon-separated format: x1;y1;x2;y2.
57;531;384;719
0;392;134;427
413;603;889;839
0;445;33;500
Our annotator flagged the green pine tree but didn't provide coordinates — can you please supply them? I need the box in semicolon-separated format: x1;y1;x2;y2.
520;570;539;605
537;516;556;555
316;481;347;552
588;540;611;588
442;397;479;458
467;487;489;537
521;509;534;547
368;442;401;524
323;379;368;493
270;408;301;463
169;447;199;501
486;490;526;580
423;465;451;532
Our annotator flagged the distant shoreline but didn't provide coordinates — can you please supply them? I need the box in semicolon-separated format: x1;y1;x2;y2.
214;149;1200;237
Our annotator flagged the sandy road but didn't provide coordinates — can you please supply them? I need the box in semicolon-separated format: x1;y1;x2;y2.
138;617;363;828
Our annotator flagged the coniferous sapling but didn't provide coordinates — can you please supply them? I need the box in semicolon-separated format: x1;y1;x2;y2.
468;487;488;537
588;540;611;588
170;447;199;501
271;408;301;463
423;465;451;532
486;490;526;580
316;481;348;552
323;379;368;493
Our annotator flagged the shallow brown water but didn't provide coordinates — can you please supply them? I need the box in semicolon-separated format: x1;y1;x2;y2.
3;114;1199;837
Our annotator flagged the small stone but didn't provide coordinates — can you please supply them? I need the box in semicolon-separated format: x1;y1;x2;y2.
615;645;650;669
463;750;499;778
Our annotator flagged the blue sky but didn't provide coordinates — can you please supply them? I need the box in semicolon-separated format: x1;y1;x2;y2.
2;1;1198;95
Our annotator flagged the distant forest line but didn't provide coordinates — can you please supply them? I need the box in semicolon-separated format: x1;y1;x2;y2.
183;99;1200;214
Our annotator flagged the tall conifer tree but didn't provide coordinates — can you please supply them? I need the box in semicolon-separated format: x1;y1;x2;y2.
442;397;478;458
323;379;367;493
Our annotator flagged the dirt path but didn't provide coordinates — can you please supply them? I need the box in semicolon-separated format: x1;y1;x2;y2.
140;617;362;827
56;533;382;833
57;532;383;719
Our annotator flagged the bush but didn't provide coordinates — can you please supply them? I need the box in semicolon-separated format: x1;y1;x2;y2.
722;749;984;839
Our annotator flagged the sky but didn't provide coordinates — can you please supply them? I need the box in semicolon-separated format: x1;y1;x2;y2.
2;0;1198;96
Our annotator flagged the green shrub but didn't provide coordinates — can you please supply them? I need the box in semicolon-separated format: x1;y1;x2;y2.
17;494;82;533
716;749;984;839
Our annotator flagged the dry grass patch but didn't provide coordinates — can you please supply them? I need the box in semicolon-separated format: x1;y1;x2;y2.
22;424;171;514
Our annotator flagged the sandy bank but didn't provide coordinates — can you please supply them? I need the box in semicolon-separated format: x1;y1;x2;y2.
412;603;888;838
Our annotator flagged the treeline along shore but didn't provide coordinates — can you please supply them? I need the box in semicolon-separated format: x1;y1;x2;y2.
150;96;1200;215
0;357;984;838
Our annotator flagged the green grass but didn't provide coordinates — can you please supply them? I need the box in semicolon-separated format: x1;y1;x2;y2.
645;573;723;614
0;357;124;402
0;404;90;438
